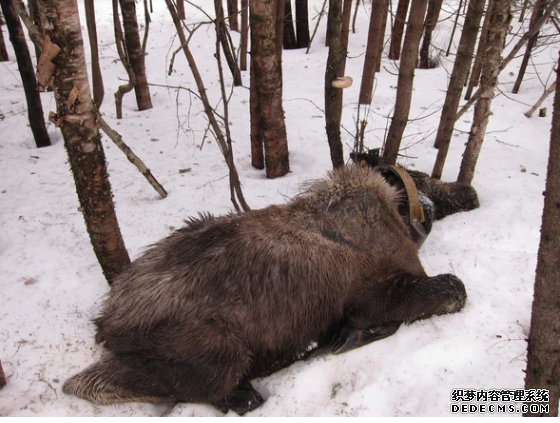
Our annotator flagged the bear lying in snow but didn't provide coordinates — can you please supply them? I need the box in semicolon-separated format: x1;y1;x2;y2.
63;165;479;414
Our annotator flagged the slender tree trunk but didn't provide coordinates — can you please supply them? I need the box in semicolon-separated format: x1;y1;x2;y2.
358;0;388;105
512;0;546;93
250;0;290;178
382;0;428;164
215;0;242;86
518;0;530;22
523;53;560;418
177;0;185;19
457;0;511;185
306;0;327;53
27;0;41;58
388;0;410;60
352;0;360;34
227;0;239;31
419;0;443;69
375;0;389;72
432;0;486;178
325;0;352;169
113;0;135;119
283;0;297;49
119;0;152;111
0;11;8;61
464;0;494;100
250;57;264;169
1;0;51;148
43;0;130;283
84;0;104;109
240;0;248;70
446;0;464;56
295;0;310;48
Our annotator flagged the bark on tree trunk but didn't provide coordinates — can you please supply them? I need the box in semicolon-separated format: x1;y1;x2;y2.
227;0;239;31
325;0;352;169
118;0;152;111
358;0;387;105
43;0;130;283
388;0;410;60
283;0;297;49
512;0;546;93
523;52;560;418
0;358;6;389
0;16;7;61
432;0;486;178
457;0;511;185
418;0;443;69
375;0;389;72
177;0;185;19
250;0;290;178
250;57;264;169
295;0;310;48
1;0;51;148
240;0;248;70
85;0;104;109
464;0;494;100
382;0;428;164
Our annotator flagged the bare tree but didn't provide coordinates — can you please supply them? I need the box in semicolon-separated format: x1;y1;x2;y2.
283;0;297;49
295;0;310;48
250;0;290;178
0;12;7;61
325;0;352;168
457;0;511;185
432;0;486;178
84;0;104;108
1;0;50;148
118;0;152;111
240;0;248;70
512;0;546;93
358;0;387;105
388;0;410;60
43;0;130;283
382;0;428;164
419;0;443;69
523;52;560;418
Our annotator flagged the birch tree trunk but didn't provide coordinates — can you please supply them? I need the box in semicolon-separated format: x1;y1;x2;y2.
382;0;428;164
118;0;152;111
1;0;50;148
523;52;560;418
457;0;511;185
43;0;130;283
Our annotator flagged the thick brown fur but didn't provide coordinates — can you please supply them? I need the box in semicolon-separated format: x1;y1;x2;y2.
63;166;471;414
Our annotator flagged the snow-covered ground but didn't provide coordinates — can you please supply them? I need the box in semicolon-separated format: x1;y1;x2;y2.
0;0;557;416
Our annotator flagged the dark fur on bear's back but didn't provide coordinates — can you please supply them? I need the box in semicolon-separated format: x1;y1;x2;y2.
64;165;472;413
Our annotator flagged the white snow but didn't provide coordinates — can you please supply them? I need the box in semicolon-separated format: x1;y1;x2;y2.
0;0;557;416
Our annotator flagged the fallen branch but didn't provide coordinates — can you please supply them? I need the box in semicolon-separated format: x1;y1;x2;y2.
99;117;168;199
525;82;555;117
455;0;560;121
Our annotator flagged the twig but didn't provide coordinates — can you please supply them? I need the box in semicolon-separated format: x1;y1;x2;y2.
99;117;168;199
306;0;328;54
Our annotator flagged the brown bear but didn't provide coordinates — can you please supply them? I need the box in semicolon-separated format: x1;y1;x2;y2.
63;165;478;414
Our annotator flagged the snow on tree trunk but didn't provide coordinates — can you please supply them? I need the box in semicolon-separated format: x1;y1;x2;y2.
1;0;50;148
457;0;511;185
118;0;152;111
382;0;428;165
250;0;290;178
523;53;560;418
43;0;130;283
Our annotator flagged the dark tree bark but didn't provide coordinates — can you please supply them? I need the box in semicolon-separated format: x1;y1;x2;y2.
113;0;135;119
85;0;104;109
27;0;41;58
177;0;185;19
227;0;239;31
351;0;360;34
0;358;6;389
0;11;9;61
295;0;310;48
358;0;387;105
382;0;428;164
375;0;389;73
512;0;546;93
43;0;130;283
325;0;352;169
250;57;264;169
523;52;560;418
419;0;443;69
283;0;297;49
250;0;290;178
432;0;486;178
1;0;50;148
388;0;410;60
118;0;152;111
518;0;530;22
457;0;511;185
240;0;248;70
215;0;242;86
464;0;494;100
446;0;464;56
